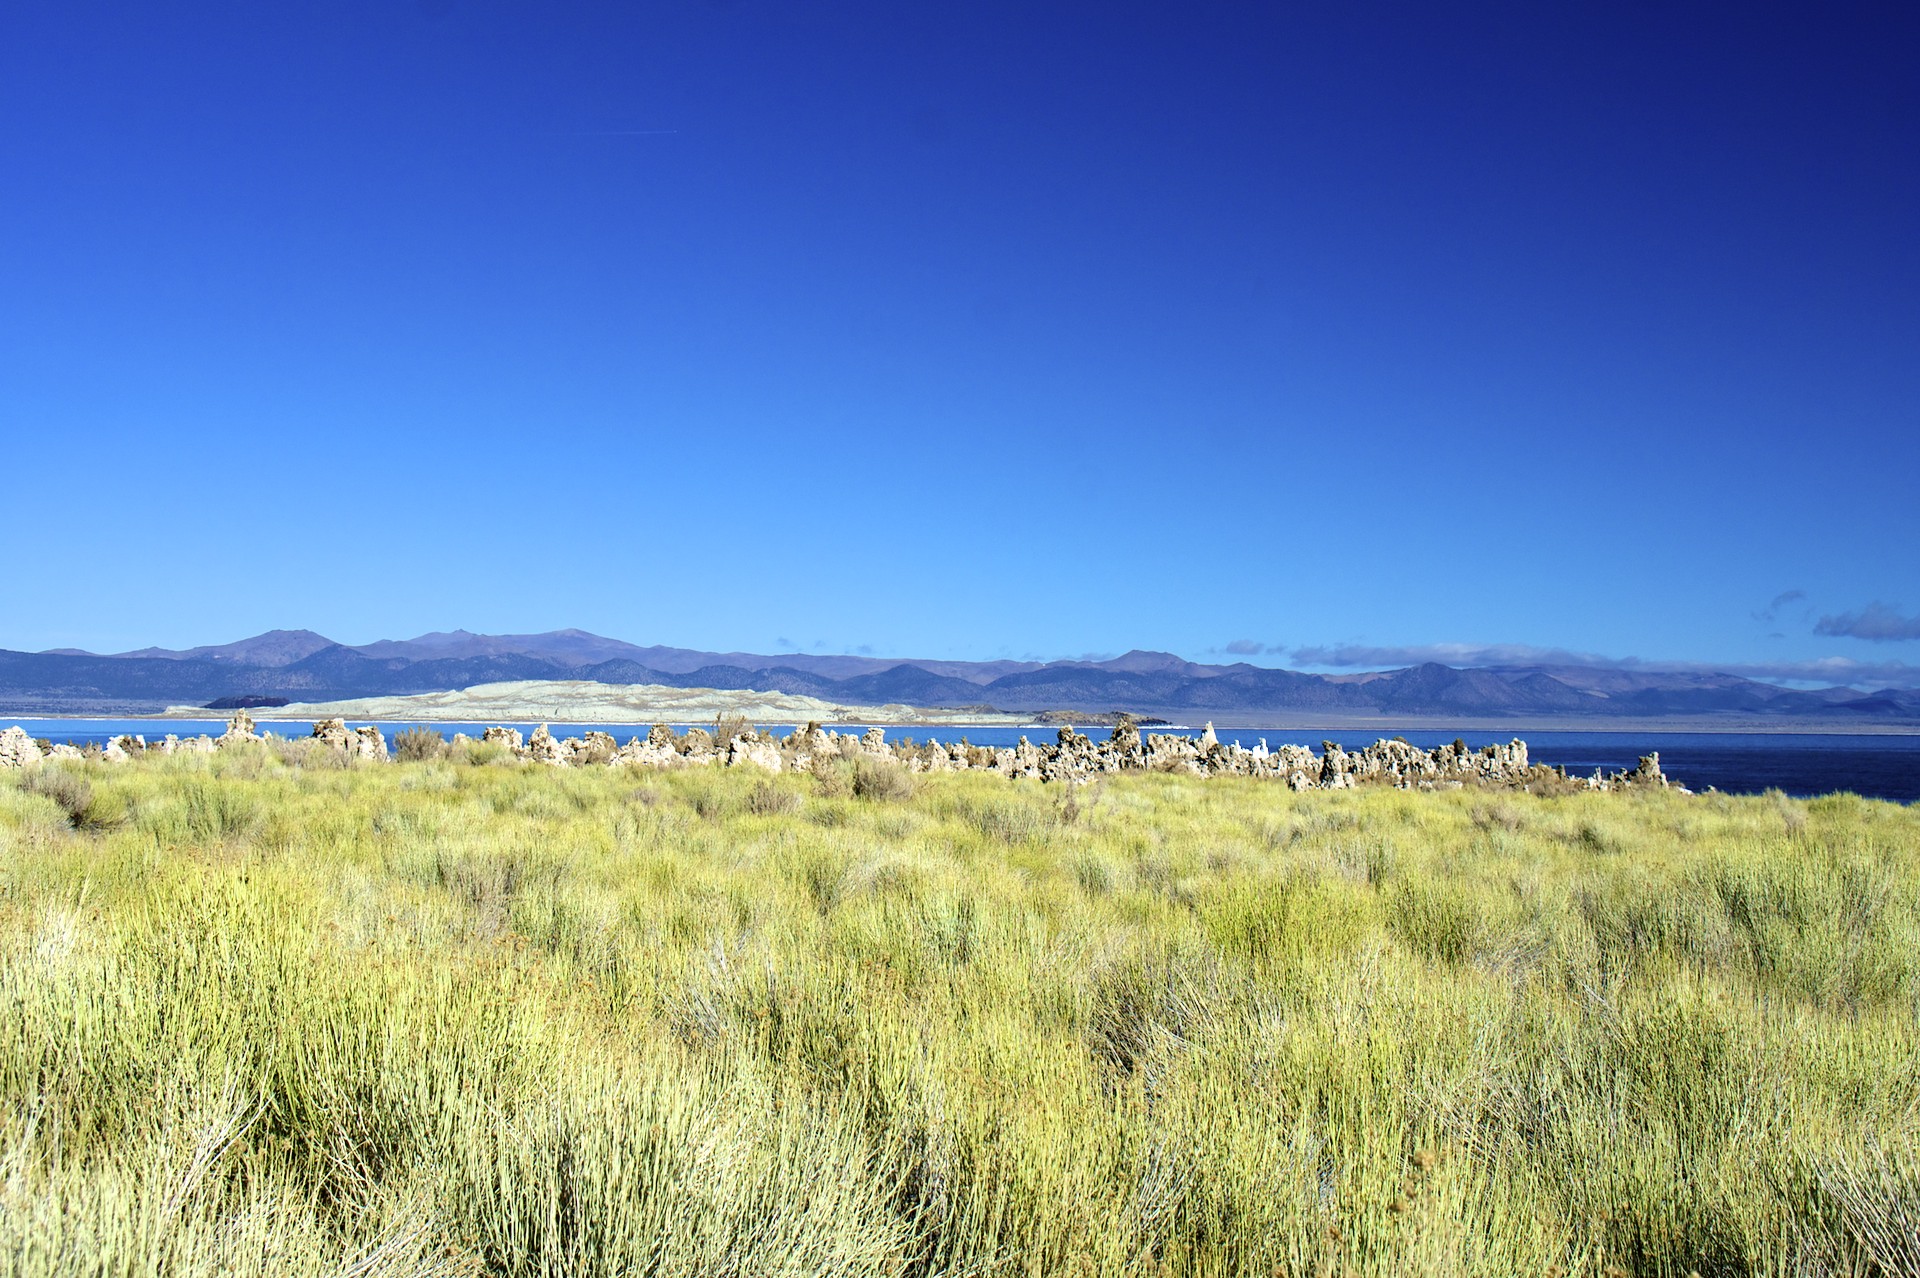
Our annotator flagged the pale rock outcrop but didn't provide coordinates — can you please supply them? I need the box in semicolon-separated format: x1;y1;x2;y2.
0;726;42;768
1275;744;1317;773
559;731;619;766
67;704;1681;796
310;717;386;760
1005;736;1045;780
905;743;952;774
612;736;681;768
727;736;784;773
1619;752;1669;788
1144;732;1206;776
525;725;563;765
781;722;834;771
482;726;525;753
1041;726;1103;781
312;718;355;752
1319;742;1354;789
217;710;262;748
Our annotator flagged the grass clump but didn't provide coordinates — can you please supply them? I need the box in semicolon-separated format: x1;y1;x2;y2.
851;756;916;802
19;765;125;830
392;725;448;762
746;779;802;816
0;760;1916;1274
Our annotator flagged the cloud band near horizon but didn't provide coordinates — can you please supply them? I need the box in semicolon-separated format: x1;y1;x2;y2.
1281;642;1915;690
1815;603;1920;643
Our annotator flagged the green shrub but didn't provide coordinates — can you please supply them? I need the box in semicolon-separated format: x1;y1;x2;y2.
177;777;264;841
270;737;348;770
20;766;124;830
393;725;448;762
453;738;511;766
21;766;92;824
747;781;801;816
851;757;915;802
682;775;740;821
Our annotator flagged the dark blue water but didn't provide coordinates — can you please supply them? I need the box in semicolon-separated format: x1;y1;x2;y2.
7;719;1916;804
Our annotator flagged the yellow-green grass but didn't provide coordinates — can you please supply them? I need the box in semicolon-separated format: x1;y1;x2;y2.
1;748;1916;1276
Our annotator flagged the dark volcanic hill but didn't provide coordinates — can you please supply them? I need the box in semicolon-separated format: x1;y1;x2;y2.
6;629;1916;722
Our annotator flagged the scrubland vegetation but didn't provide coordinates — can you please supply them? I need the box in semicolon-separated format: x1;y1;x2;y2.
1;746;1916;1276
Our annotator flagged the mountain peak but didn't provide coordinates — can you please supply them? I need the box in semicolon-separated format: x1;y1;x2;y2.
350;628;647;667
112;629;338;666
6;629;1911;723
1094;650;1210;676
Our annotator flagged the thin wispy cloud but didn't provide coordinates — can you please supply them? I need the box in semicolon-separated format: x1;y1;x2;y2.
1285;641;1917;689
1289;642;1617;669
1752;589;1807;623
1688;656;1917;687
1814;602;1920;643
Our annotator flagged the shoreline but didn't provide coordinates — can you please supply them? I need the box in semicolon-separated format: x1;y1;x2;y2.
2;710;1917;736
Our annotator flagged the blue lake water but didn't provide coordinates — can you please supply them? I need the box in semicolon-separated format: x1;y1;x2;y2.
7;719;1917;803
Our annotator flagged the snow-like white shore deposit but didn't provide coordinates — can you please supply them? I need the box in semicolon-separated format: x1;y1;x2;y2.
170;679;1027;726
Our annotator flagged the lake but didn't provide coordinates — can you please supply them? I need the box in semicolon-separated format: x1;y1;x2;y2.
7;718;1916;803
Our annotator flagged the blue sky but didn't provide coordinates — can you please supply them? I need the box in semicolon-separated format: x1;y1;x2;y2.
4;2;1917;686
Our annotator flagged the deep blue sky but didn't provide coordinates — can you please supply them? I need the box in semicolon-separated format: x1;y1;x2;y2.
4;2;1917;685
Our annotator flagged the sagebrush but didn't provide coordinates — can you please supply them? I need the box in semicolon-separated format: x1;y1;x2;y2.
1;752;1916;1276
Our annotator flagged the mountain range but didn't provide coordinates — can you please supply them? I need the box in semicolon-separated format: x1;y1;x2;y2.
6;629;1919;723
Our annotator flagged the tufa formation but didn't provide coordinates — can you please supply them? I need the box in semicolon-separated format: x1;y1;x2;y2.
0;714;1679;794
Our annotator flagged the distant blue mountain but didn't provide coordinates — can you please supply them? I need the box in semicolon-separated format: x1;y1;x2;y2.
7;631;1916;721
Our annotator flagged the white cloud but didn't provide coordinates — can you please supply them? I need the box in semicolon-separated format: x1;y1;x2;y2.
1286;642;1917;690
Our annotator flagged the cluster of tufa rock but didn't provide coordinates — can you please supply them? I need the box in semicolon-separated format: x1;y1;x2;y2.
0;711;354;767
311;717;389;761
0;713;1679;794
0;723;224;764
